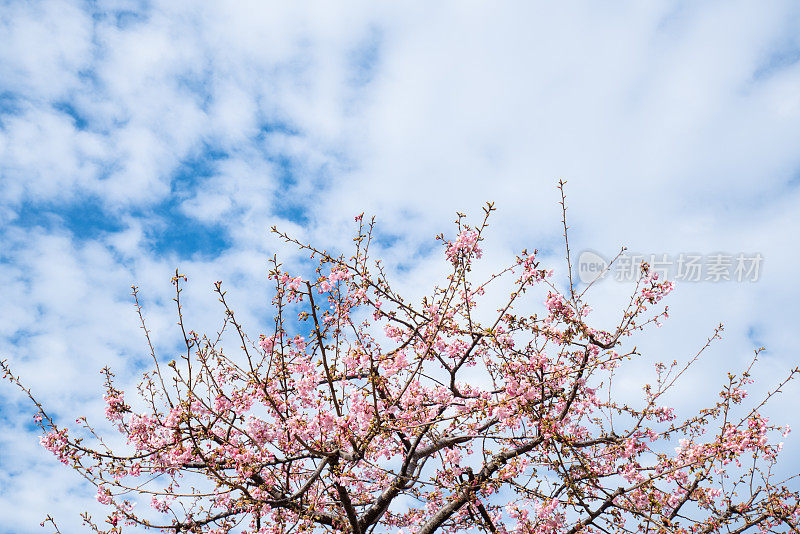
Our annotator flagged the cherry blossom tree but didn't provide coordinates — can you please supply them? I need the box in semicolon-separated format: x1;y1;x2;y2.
3;196;799;534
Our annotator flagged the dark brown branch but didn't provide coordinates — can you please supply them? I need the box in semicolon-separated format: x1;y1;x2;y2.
564;487;625;534
307;282;342;417
417;436;544;534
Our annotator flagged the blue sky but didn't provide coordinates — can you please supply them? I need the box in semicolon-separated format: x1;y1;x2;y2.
2;1;800;532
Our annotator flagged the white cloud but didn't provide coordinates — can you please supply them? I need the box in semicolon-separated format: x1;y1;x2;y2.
0;0;93;100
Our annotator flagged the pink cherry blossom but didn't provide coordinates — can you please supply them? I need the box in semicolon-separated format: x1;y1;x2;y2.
1;201;796;534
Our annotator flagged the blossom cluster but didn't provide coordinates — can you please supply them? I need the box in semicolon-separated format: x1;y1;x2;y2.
14;206;796;534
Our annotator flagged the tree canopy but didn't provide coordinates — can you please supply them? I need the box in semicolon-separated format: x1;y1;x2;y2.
4;199;798;534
